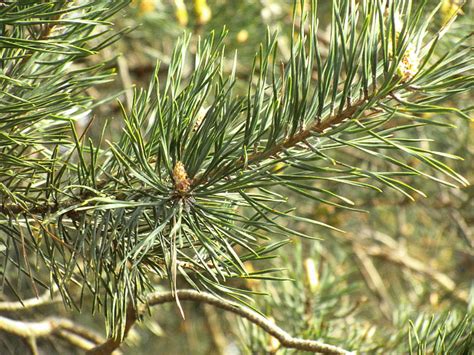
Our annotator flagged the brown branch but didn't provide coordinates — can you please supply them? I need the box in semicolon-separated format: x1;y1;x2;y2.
247;99;364;163
203;304;227;355
365;230;469;303
193;97;367;186
364;245;469;304
352;245;394;321
85;303;139;355
0;288;60;311
0;315;104;351
87;290;352;355
55;330;97;351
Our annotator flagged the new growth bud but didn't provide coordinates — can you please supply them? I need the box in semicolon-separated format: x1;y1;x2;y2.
397;42;420;81
386;10;420;82
173;161;191;194
304;258;319;293
193;106;209;131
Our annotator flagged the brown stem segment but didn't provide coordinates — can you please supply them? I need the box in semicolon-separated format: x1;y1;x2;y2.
193;97;367;186
85;303;138;355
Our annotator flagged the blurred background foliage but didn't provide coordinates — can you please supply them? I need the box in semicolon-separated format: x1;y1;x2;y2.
1;0;472;354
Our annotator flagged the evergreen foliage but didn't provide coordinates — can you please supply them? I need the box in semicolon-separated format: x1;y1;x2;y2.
0;0;472;353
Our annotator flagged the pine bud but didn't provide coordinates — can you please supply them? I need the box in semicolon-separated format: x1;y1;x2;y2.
132;0;155;14
397;42;419;82
270;161;286;174
243;261;260;289
385;10;420;82
173;161;191;194
193;106;209;131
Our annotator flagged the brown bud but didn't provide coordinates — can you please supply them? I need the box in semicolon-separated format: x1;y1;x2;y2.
173;161;191;194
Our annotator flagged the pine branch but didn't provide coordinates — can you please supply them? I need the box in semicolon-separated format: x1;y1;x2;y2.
2;0;472;344
0;98;368;216
87;290;352;355
5;11;60;78
85;303;138;355
192;97;368;186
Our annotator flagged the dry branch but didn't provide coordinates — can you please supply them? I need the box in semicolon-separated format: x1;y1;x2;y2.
87;290;353;355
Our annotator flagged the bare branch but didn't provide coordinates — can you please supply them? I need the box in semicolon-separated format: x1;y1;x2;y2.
0;315;104;351
87;290;353;355
86;303;139;355
0;288;60;311
365;245;469;303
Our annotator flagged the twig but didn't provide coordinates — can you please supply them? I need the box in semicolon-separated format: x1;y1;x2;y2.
25;336;39;355
193;97;368;186
85;303;138;355
0;288;60;311
0;315;104;351
449;209;473;249
87;290;352;355
364;230;469;303
117;55;133;110
55;330;97;351
203;304;227;355
0;75;384;217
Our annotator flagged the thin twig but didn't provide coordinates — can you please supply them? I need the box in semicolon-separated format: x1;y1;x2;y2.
365;245;469;303
0;287;60;311
0;315;104;351
85;303;138;355
117;55;133;110
87;290;352;355
203;304;227;355
352;245;394;321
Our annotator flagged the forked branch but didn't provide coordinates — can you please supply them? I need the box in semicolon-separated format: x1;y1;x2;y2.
0;315;105;352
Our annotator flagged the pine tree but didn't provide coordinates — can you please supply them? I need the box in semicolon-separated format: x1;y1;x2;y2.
0;0;472;354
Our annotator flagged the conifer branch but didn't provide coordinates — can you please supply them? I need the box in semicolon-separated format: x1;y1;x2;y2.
192;98;368;186
5;13;60;77
0;97;370;216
